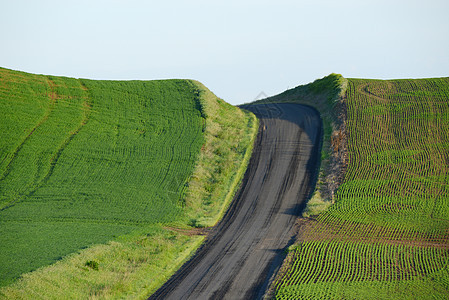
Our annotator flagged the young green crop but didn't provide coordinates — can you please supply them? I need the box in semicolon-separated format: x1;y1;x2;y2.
0;67;257;298
273;77;449;299
0;69;205;286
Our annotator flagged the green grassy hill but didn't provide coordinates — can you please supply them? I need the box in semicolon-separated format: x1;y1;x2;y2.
263;76;449;299
0;67;257;298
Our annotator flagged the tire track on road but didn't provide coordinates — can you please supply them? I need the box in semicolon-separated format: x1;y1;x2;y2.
150;103;322;299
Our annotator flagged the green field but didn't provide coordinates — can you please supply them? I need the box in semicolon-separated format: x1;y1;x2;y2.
272;78;449;299
4;66;448;299
0;67;257;298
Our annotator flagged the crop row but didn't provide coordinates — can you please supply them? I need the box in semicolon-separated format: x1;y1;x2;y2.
276;240;448;299
275;77;449;298
276;267;449;299
278;240;447;285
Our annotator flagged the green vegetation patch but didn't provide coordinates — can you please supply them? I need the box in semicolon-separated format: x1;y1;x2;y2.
184;81;258;227
272;77;449;298
276;268;449;300
0;225;204;299
0;68;205;286
368;149;423;165
0;67;258;298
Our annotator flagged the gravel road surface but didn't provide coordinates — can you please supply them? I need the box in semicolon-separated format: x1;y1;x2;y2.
150;103;322;299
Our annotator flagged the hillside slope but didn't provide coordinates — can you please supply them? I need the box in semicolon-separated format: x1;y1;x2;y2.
269;77;449;299
0;68;257;298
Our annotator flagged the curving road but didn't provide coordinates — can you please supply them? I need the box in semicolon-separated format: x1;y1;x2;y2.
150;103;322;299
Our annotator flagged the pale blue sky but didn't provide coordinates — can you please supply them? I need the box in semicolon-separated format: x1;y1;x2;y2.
1;0;448;104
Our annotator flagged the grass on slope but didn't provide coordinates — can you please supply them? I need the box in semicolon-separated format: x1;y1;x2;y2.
0;69;205;287
184;81;258;228
273;77;449;299
0;67;258;298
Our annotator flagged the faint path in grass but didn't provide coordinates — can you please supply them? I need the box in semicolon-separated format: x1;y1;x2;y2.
31;80;92;194
1;79;91;211
150;103;322;299
0;78;57;186
357;82;389;103
0;78;60;210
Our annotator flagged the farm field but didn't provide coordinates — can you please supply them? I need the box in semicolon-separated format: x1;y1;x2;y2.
3;67;448;299
0;67;257;298
272;78;449;299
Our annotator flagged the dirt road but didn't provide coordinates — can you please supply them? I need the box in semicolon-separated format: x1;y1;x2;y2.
150;103;322;299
